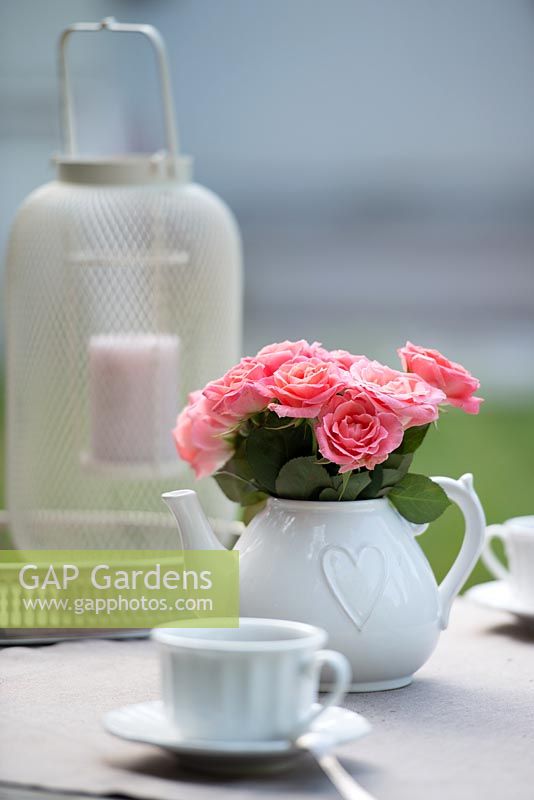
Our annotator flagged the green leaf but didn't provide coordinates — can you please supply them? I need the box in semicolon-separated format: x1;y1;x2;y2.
331;474;343;490
359;465;384;499
376;486;393;498
381;469;403;487
262;411;301;430
242;498;268;525
338;471;352;499
382;452;412;470
389;473;451;523
214;471;264;505
381;453;413;488
241;490;269;506
275;456;333;500
226;452;255;481
342;471;372;501
325;460;343;477
395;424;430;455
246;424;312;492
245;429;287;492
318;488;340;501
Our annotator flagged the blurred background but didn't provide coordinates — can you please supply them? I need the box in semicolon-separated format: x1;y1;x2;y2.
1;0;533;586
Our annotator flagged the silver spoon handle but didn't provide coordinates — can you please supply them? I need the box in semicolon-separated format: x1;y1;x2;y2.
316;753;377;800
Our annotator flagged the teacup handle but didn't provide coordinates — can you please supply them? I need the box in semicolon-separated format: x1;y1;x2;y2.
299;649;351;733
481;524;510;582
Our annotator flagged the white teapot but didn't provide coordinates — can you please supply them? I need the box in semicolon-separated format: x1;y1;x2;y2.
162;473;485;691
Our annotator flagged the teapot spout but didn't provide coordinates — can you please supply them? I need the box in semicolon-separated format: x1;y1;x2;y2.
161;489;224;551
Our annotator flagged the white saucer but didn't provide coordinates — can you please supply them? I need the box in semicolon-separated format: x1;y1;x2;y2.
466;581;534;625
103;700;371;775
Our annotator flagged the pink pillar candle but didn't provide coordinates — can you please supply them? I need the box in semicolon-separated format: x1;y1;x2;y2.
89;334;180;464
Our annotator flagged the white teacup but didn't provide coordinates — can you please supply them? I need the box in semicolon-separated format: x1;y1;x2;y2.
152;618;351;743
482;516;534;606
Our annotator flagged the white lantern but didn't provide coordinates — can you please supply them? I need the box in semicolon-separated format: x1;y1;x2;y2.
5;19;242;549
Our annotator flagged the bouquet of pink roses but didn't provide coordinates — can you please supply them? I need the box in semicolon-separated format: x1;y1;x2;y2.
173;341;482;523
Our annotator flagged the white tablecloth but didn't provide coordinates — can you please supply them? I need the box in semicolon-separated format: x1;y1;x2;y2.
1;599;533;800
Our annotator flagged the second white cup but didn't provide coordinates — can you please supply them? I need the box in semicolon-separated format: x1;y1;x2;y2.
152;617;351;742
482;516;534;606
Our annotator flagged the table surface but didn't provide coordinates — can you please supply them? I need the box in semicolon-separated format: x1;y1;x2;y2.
1;598;534;800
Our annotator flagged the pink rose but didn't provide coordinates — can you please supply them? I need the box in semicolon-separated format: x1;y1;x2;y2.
324;350;369;372
203;358;271;419
326;350;369;371
172;391;233;479
255;340;327;374
316;388;403;472
268;357;347;418
350;358;445;428
398;342;483;415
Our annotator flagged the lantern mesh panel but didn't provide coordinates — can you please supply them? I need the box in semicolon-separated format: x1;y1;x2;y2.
6;181;241;549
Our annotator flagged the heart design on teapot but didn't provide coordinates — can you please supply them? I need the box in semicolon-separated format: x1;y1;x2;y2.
321;545;388;631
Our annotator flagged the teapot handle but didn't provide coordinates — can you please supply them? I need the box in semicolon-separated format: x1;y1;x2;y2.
430;473;486;629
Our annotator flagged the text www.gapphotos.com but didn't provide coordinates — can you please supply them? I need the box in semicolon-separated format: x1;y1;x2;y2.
21;595;214;615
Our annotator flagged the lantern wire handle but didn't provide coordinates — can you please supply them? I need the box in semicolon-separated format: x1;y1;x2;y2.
58;17;180;163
